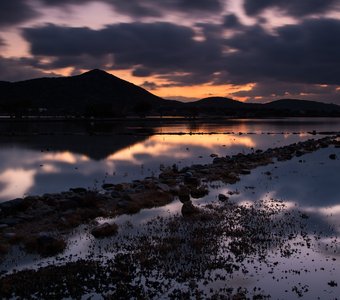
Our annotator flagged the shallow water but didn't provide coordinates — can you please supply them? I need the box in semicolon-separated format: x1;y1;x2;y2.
1;117;340;201
1;118;340;298
1;143;340;298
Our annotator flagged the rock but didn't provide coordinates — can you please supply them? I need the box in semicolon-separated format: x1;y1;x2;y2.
0;218;21;226
295;150;304;157
114;184;124;191
179;167;190;173
178;186;191;203
17;213;35;221
102;183;115;190
222;172;240;184
134;184;145;193
191;164;205;170
191;186;209;199
185;171;193;178
213;157;229;164
184;175;200;186
199;168;210;174
329;154;337;160
218;194;229;202
91;222;118;238
157;183;170;192
328;280;338;287
181;201;200;218
159;169;178;184
69;187;87;194
111;191;121;198
24;235;66;257
40;205;55;214
240;169;251;175
172;164;179;172
210;153;218;158
122;190;174;214
3;232;16;239
117;200;129;208
227;190;239;196
58;199;78;211
0;198;25;213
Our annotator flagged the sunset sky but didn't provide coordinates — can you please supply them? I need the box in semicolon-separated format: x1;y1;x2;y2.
0;0;340;103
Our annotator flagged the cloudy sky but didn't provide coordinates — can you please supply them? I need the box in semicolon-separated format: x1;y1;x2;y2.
0;0;340;103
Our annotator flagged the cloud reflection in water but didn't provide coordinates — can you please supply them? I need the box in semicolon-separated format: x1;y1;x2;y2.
0;132;327;201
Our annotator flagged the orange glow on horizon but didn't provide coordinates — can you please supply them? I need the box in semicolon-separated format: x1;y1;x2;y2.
150;82;255;101
103;70;256;101
65;68;254;101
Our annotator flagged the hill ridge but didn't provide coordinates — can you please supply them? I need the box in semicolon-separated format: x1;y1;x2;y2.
0;70;339;117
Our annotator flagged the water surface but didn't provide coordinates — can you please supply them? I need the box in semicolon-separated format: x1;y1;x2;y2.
1;118;340;201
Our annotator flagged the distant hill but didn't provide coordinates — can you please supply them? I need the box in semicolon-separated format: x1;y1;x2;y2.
0;70;340;118
184;97;340;117
0;69;163;117
189;97;245;108
180;96;254;117
264;99;340;112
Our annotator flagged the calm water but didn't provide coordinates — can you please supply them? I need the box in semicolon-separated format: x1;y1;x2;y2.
1;118;340;298
1;118;340;202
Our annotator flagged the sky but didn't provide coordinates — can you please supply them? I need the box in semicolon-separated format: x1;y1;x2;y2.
0;0;340;103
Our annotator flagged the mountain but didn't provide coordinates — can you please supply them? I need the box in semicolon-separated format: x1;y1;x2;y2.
188;97;246;108
0;70;340;117
185;97;340;117
264;99;340;112
0;69;163;117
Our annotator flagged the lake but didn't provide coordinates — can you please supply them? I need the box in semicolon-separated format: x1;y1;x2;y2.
1;117;340;202
1;117;340;298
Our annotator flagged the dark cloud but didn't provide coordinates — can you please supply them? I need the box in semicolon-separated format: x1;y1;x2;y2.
0;56;56;82
223;14;243;28
0;37;6;47
23;22;224;84
39;0;223;17
244;0;337;16
140;81;158;90
22;54;113;72
0;1;39;27
16;16;340;103
222;18;340;86
232;81;340;102
132;67;153;77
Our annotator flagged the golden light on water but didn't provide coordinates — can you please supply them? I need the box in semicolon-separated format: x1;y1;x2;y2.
0;169;36;199
107;134;256;164
43;151;89;164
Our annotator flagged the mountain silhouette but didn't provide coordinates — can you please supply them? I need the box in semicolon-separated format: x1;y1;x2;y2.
0;70;339;117
188;97;246;108
184;97;340;117
264;99;340;112
0;69;162;117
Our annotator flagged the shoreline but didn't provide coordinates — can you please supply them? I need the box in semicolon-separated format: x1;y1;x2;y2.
1;115;340;124
0;135;338;255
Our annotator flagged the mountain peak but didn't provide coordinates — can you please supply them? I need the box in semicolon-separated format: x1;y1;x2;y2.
80;69;112;78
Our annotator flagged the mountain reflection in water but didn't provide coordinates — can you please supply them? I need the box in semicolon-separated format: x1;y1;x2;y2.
1;118;340;201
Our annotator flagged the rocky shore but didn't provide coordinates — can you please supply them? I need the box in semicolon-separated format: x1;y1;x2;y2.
0;135;339;298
